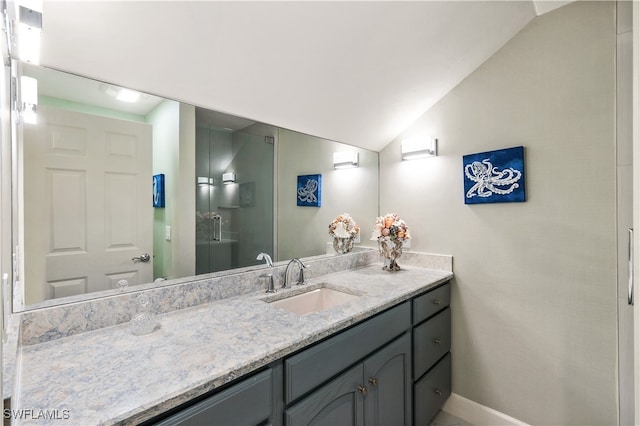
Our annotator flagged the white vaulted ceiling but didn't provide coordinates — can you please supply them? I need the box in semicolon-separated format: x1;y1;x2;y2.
39;1;571;151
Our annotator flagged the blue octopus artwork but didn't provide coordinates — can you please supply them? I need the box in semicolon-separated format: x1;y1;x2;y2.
462;146;525;204
297;174;322;207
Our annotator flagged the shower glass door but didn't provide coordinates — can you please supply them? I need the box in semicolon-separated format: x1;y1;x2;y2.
195;119;274;274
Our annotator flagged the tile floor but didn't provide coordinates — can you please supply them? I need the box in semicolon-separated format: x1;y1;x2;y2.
430;410;474;426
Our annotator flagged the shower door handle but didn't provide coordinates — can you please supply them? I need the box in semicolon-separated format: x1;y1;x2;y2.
628;228;634;305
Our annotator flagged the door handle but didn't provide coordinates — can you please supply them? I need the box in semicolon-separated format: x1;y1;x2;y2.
629;229;634;305
132;253;151;263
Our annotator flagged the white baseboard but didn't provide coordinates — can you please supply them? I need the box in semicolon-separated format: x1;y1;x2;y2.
442;393;529;426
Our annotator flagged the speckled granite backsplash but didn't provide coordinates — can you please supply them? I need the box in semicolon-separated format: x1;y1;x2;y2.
17;249;452;346
17;249;376;346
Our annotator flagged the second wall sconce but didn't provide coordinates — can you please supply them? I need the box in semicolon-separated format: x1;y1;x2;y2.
333;151;359;169
222;172;236;184
401;137;437;160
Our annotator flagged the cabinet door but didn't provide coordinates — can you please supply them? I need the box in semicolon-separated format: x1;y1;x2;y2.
284;364;364;426
363;333;412;426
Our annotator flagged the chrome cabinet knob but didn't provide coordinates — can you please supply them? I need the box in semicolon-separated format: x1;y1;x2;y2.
357;385;367;395
368;377;377;386
433;299;441;305
433;338;441;344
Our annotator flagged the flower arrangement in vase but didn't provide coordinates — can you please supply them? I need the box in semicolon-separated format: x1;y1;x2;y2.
370;213;410;271
328;213;360;254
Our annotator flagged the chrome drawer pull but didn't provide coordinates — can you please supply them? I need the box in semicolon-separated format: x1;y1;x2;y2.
433;299;441;305
433;338;441;344
434;388;443;396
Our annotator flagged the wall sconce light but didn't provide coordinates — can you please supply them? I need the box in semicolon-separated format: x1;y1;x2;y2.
333;151;359;169
401;137;437;160
19;75;37;124
222;172;236;184
197;176;213;186
17;5;42;64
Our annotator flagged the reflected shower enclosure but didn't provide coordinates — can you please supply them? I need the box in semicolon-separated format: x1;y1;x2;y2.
195;114;275;274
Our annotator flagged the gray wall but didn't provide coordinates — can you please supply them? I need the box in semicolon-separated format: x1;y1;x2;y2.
379;2;617;424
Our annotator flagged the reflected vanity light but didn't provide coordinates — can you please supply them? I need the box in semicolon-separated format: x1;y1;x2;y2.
333;151;359;169
197;176;213;186
401;137;437;160
222;172;236;184
19;75;37;124
17;6;42;64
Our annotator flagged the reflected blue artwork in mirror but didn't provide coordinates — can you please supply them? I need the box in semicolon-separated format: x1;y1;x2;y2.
297;174;322;207
153;174;165;208
463;146;525;204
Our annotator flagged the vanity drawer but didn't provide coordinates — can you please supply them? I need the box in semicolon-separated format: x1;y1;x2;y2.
285;301;411;404
153;368;272;426
413;282;450;324
414;353;451;426
413;307;451;379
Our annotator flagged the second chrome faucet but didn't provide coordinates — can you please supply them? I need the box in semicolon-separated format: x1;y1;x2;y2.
282;258;308;288
256;253;309;293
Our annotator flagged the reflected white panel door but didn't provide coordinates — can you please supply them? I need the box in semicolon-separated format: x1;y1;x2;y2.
23;105;153;303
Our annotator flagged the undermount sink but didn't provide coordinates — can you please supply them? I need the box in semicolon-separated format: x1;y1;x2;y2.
267;287;359;316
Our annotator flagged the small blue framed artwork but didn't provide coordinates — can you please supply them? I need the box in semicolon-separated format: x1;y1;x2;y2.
152;174;165;208
297;174;322;207
462;146;525;205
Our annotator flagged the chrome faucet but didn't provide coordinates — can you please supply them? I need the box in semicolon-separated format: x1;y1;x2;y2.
257;253;276;293
282;258;308;288
256;252;274;267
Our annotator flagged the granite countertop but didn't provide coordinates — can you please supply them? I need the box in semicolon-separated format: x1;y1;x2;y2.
12;264;452;425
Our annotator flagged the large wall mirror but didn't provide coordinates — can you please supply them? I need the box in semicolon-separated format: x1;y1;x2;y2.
13;61;379;312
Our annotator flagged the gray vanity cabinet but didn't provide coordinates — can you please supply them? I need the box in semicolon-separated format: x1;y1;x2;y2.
284;332;412;426
148;281;451;426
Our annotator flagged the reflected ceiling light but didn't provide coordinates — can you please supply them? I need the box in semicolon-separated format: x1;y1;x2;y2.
401;137;437;160
116;88;141;103
333;151;359;169
101;84;141;103
222;172;236;184
17;5;42;64
19;75;37;124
